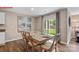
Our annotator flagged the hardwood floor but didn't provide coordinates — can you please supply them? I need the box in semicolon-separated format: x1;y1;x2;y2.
0;39;26;52
0;39;79;52
58;41;79;52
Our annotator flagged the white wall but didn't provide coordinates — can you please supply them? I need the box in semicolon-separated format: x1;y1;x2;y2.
31;17;37;32
35;17;42;32
59;9;68;44
31;17;42;33
5;12;19;42
5;12;42;42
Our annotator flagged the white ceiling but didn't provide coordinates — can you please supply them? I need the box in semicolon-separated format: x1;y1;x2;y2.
1;7;79;16
0;7;62;16
68;7;79;15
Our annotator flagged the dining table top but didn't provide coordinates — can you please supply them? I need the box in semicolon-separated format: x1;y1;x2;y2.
30;33;55;50
30;32;55;41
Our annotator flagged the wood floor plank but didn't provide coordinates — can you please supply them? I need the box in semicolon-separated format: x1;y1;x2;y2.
0;39;79;52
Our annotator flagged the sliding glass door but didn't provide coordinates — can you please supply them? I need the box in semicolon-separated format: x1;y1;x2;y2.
42;14;57;36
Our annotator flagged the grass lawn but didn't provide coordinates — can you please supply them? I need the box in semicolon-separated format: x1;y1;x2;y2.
48;29;56;36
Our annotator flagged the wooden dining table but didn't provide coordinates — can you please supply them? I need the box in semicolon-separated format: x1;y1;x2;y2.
31;35;47;43
30;33;55;50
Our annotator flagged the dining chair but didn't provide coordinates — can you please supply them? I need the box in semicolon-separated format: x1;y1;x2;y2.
31;33;61;52
28;33;61;52
21;31;61;52
27;36;42;52
33;38;50;52
21;31;42;52
21;31;30;51
75;31;79;42
38;33;61;52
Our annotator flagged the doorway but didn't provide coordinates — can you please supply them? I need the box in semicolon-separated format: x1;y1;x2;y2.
71;15;79;42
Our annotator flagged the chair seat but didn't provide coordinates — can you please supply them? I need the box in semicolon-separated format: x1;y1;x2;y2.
28;42;42;52
42;40;57;50
28;42;37;46
42;40;53;50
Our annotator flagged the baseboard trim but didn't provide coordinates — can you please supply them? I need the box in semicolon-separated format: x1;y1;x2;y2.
5;38;21;43
0;38;21;46
0;43;5;46
59;41;67;45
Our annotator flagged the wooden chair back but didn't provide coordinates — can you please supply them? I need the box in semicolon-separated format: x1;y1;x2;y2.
21;31;31;51
21;31;38;51
44;33;61;52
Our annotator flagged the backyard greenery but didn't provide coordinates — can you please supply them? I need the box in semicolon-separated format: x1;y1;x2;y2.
48;19;56;36
49;19;56;25
43;19;56;36
48;29;56;36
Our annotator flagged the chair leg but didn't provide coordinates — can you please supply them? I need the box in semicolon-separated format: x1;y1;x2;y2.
55;46;57;52
26;45;29;52
40;46;42;52
31;47;35;52
42;49;45;52
55;44;57;52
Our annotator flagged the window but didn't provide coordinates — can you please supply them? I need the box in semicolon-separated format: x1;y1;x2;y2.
18;16;31;32
42;14;56;36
